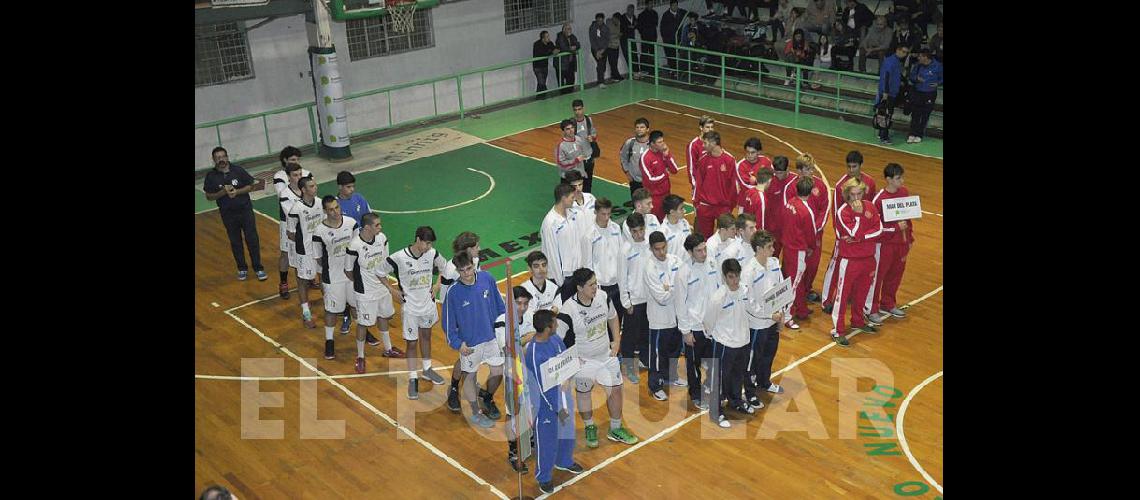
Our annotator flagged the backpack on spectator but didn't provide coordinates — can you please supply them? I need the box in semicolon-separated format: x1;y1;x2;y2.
873;99;892;130
574;115;602;159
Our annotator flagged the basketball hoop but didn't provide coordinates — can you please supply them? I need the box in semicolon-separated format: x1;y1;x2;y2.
386;0;417;33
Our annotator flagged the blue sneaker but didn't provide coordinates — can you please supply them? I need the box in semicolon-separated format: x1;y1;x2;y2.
237;270;249;281
340;315;351;334
255;270;268;281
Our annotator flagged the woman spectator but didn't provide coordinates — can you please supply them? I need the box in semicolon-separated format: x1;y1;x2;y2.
813;33;831;88
784;28;814;86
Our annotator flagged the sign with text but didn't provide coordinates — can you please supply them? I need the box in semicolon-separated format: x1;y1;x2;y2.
881;196;922;222
761;277;794;315
540;345;581;391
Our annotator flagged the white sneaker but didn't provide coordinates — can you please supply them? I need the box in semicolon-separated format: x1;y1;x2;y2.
913;137;922;143
783;319;800;330
599;83;607;89
673;379;688;387
717;415;731;428
653;390;668;401
783;79;791;86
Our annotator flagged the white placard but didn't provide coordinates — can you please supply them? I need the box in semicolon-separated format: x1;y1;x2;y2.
540;345;581;392
761;277;794;314
881;195;922;222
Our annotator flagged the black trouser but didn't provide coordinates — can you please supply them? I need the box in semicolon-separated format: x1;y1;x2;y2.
622;302;648;360
877;97;896;141
627;180;643;202
606;47;621;79
220;208;263;272
534;67;549;97
584;158;595;193
601;284;626;334
647;327;682;393
685;330;713;402
560;57;576;93
908;90;937;138
662;37;677;69
594;49;608;83
709;340;748;421
620;36;633;73
768;19;784;42
638;37;657;74
745;324;780;398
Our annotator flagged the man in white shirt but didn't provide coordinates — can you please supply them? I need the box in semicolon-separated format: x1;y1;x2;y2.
563;171;597;241
660;194;693;261
618;212;651;383
587;198;625;336
740;230;788;411
622;188;662;243
703;259;755;428
644;231;686;401
386;226;450;400
540;183;585;298
677;233;719;410
705;213;737;268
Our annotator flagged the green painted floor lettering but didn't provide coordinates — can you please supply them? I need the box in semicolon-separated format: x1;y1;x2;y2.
864;442;901;456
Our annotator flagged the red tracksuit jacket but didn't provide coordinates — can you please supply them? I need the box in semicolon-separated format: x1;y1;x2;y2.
735;155;774;207
695;151;738;207
687;136;705;190
640;148;680;196
836;202;883;258
782;197;818;251
783;175;829;235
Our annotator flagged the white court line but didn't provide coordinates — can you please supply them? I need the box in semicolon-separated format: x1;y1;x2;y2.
896;370;944;495
646;98;945;161
195;365;454;382
373;168;495;214
223;307;511;500
196;206;219;215
540;284;944;498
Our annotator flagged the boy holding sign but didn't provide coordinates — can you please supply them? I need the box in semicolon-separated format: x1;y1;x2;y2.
524;310;584;494
741;230;788;409
871;163;916;320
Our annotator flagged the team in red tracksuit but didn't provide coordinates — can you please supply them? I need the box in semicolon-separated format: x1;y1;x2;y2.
766;163;798;258
735;152;773;209
872;182;915;315
822;169;878;308
687;134;705;199
640;137;680;222
740;182;774;237
781;182;818;321
831;194;883;335
783;171;829;299
693;136;737;238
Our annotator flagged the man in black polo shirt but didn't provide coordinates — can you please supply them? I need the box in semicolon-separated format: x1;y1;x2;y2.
203;146;266;281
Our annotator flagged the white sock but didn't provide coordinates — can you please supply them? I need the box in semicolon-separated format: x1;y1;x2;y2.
356;340;365;358
611;418;622;430
583;418;595;427
423;359;432;371
380;330;393;350
410;370;419;379
325;326;334;340
301;303;311;315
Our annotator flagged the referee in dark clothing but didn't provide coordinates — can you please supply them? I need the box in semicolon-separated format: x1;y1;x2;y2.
204;146;266;281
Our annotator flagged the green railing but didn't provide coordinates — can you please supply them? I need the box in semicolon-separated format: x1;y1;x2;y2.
194;50;584;169
629;39;942;131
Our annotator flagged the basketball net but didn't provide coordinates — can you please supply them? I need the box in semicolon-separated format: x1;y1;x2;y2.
386;0;417;33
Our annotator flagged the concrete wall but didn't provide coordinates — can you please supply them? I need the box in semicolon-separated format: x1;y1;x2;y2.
195;0;698;169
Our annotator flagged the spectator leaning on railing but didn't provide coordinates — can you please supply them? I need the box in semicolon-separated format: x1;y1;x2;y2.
590;13;613;87
533;31;558;98
635;3;659;77
858;15;892;73
620;5;637;76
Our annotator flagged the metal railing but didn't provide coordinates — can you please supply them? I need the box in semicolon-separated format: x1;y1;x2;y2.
629;39;942;131
194;50;585;169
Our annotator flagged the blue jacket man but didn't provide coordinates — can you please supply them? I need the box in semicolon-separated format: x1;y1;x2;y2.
875;46;911;144
905;48;942;143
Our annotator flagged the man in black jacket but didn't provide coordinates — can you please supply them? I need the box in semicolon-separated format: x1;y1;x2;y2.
620;4;637;77
659;0;688;71
533;30;558;98
555;22;581;94
635;3;659;76
841;0;874;37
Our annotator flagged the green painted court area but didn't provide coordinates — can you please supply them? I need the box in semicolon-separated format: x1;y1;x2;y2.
252;142;685;281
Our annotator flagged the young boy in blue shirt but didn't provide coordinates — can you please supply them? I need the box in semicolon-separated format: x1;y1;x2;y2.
523;309;584;494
